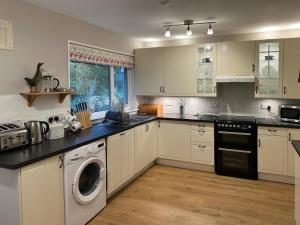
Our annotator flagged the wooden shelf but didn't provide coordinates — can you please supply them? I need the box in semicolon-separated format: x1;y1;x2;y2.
20;91;72;107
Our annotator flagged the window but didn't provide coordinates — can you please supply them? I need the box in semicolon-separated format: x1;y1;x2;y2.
113;67;128;104
70;61;133;120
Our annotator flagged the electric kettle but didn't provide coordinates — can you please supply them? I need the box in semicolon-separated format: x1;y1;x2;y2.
25;121;50;144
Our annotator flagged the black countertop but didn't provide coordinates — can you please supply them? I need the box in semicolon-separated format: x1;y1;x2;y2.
1;113;300;170
292;141;300;157
256;117;300;129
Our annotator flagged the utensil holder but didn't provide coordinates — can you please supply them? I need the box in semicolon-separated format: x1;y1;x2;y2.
75;111;92;129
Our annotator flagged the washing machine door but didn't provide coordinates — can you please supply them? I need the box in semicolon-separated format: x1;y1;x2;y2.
72;157;106;205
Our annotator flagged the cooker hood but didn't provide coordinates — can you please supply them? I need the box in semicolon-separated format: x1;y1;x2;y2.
215;75;255;83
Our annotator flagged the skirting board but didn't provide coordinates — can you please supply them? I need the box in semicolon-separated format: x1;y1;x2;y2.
107;160;156;199
259;172;295;184
156;158;215;173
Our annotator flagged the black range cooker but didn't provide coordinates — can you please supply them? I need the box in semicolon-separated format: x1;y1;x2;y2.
214;115;258;179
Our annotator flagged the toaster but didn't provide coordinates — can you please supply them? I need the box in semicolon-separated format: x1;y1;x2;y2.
0;122;29;152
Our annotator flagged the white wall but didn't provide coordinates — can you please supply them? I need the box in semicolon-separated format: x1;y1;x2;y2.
0;0;142;122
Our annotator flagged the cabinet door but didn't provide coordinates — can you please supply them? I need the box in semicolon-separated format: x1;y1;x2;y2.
258;135;288;175
135;48;162;95
255;40;283;98
135;122;158;173
161;45;194;95
21;156;64;225
283;38;300;99
191;144;214;165
122;129;135;182
194;43;217;96
217;41;255;76
288;129;300;176
158;120;191;161
107;133;123;194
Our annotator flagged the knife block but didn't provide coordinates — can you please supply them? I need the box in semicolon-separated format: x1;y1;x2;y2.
75;111;92;129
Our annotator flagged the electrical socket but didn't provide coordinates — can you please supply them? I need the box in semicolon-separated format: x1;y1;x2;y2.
261;104;271;111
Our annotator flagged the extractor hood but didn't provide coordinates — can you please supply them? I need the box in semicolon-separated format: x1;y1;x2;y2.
215;75;255;83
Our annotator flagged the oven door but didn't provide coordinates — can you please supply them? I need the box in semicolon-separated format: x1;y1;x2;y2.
215;147;257;179
216;130;255;150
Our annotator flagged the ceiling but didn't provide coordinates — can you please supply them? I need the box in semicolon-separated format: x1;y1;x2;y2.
24;0;300;42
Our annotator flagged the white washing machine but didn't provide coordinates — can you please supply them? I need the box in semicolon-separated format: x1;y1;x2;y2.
64;139;106;225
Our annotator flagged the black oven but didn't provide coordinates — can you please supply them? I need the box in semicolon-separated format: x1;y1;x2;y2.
215;117;257;179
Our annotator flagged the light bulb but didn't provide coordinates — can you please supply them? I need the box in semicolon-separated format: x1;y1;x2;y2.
186;25;192;36
207;24;213;35
165;27;171;37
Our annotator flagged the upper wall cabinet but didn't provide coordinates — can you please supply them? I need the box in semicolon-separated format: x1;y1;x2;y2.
216;41;255;77
194;43;217;97
255;40;283;98
283;38;300;99
135;48;162;95
135;45;194;96
160;45;194;96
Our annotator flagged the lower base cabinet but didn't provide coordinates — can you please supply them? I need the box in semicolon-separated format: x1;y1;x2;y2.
134;121;158;173
158;120;191;161
258;127;298;177
107;129;135;195
21;155;64;225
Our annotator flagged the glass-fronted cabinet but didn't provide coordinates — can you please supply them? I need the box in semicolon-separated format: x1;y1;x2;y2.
255;40;283;98
194;43;217;97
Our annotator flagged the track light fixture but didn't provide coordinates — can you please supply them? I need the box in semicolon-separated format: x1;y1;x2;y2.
165;26;171;37
163;20;216;37
207;23;214;35
186;25;192;36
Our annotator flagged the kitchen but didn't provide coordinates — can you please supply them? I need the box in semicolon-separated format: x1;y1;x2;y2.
1;0;300;225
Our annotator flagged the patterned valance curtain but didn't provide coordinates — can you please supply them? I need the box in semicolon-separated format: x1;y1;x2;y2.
69;42;135;68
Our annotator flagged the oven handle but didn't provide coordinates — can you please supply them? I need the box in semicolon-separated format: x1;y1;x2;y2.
218;131;252;136
218;147;252;154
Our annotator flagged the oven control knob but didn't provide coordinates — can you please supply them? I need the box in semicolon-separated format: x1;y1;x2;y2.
248;125;252;129
233;125;236;128
237;125;240;128
221;124;224;127
225;124;228;127
218;124;221;127
229;125;232;127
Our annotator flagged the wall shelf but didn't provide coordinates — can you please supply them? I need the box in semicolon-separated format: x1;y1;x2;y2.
20;91;72;107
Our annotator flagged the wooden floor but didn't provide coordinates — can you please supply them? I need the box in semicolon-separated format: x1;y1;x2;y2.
89;165;296;225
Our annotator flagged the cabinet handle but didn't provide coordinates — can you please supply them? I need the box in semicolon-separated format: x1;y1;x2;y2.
120;132;125;136
198;145;206;148
258;139;261;147
255;86;258;94
289;133;291;141
160;86;163;93
163;86;166;93
283;86;287;95
198;130;206;133
59;155;64;168
213;86;216;93
267;129;277;132
158;121;161;128
145;124;150;132
252;64;255;72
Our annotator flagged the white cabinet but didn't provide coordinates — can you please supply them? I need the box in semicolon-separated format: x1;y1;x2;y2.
21;155;64;225
255;40;283;98
135;121;158;173
135;45;194;96
258;127;288;175
216;41;255;77
135;48;162;95
107;129;135;194
288;129;300;176
161;45;194;95
194;43;217;96
190;122;214;165
283;38;300;99
158;120;191;161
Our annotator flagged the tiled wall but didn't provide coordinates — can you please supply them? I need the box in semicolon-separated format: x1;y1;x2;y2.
137;83;300;118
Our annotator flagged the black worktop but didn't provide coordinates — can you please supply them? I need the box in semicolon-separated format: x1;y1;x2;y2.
292;141;300;157
1;113;300;170
0;117;156;170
